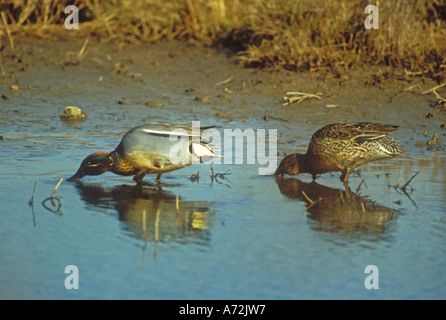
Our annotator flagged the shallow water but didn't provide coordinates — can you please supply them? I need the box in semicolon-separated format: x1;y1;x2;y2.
1;39;446;300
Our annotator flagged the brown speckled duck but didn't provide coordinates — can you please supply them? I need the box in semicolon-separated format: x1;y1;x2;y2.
275;122;405;183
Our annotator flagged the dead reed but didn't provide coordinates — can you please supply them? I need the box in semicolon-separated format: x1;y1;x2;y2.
1;0;445;79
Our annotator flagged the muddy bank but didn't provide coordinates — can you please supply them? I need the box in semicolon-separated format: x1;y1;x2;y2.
1;37;445;151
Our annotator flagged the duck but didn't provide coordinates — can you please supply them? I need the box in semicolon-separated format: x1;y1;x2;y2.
274;122;405;183
67;122;220;184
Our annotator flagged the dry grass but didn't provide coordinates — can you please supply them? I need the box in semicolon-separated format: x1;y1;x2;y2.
1;0;445;79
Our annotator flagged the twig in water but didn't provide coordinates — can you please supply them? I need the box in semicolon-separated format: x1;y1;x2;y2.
28;181;38;227
51;178;64;198
393;172;419;208
189;171;199;183
355;171;367;194
210;165;232;187
42;178;63;214
28;181;37;207
401;172;419;192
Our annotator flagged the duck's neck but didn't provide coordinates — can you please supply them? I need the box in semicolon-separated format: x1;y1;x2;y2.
298;153;310;174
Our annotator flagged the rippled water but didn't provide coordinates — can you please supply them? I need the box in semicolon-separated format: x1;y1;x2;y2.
1;40;446;300
1;110;445;299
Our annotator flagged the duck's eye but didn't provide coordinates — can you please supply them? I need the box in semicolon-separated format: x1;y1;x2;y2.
86;156;108;167
87;160;101;167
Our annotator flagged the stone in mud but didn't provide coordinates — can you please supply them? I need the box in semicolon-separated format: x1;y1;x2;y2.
427;134;440;145
60;106;87;121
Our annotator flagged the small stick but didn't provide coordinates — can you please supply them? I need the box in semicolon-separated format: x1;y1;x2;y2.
1;12;14;50
404;82;422;92
28;181;38;207
214;76;234;87
0;55;5;78
176;195;180;213
285;91;323;99
210;165;215;183
78;38;89;61
401;172;419;191
423;82;446;95
51;178;63;198
432;90;445;101
361;202;366;215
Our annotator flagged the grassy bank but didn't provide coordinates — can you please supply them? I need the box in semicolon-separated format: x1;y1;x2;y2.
1;0;445;80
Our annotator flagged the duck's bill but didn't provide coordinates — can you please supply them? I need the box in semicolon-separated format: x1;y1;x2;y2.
67;169;85;182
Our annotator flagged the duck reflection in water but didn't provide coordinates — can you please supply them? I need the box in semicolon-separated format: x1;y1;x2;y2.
71;182;213;246
275;176;399;236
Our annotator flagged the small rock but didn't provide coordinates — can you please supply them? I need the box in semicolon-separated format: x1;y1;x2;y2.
441;123;446;130
144;100;164;108
216;111;231;119
10;85;18;92
195;95;211;103
60;106;87;121
427;134;440;145
415;141;425;146
1;94;10;100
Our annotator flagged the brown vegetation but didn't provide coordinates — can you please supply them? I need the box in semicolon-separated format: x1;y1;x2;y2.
1;0;445;80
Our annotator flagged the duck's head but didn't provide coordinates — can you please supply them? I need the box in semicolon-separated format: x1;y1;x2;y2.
67;152;113;181
274;153;306;176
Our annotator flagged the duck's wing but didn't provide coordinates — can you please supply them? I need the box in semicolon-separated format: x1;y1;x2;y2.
314;122;399;142
349;122;400;143
137;122;219;138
